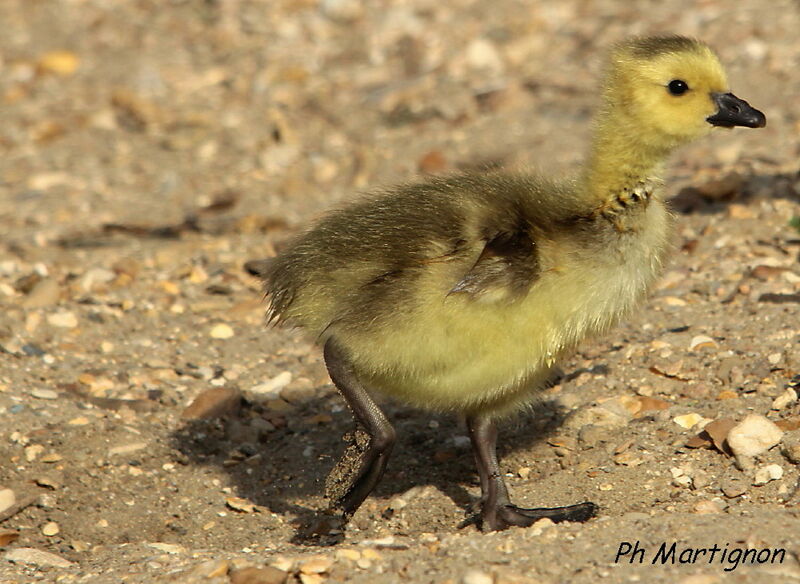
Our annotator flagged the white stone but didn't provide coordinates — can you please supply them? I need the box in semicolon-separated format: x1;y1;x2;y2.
4;547;73;568
209;323;234;339
771;388;797;411
465;39;504;72
462;570;494;584
47;311;78;328
320;0;363;22
0;488;15;514
673;413;707;429
452;435;471;449
25;444;44;462
727;414;783;458
79;267;116;292
754;464;784;486
31;388;59;400
147;542;185;554
248;372;292;399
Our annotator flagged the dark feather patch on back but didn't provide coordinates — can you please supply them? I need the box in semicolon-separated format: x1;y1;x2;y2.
449;221;539;300
255;171;583;333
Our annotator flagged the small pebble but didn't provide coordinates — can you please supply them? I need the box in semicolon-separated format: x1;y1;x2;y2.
688;335;717;350
721;479;747;498
279;382;316;404
465;38;504;72
678;575;721;584
181;387;241;420
108;442;148;456
79;267;116;292
771;388;797;411
693;500;722;514
452;435;471;449
462;569;494;584
336;549;361;562
46;311;78;328
226;496;256;513
22;278;60;308
782;438;800;464
320;0;363;22
0;489;16;514
673;475;692;488
37;50;80;76
299;555;333;575
31;388;59;400
249;372;293;398
0;530;19;546
25;444;45;461
356;557;372;569
41;521;60;536
691;470;711;490
35;476;61;490
528;517;555;536
673;413;706;429
147;542;185;554
753;464;784;486
209;323;235;339
4;547;73;568
229;566;288;584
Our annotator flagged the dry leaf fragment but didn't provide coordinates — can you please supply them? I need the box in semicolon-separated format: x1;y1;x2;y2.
686;417;736;454
704;418;737;454
0;529;20;546
685;433;712;449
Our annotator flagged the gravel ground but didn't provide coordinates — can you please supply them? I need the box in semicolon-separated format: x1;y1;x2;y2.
1;1;800;583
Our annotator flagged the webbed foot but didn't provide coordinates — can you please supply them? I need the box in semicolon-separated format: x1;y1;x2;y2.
481;501;598;531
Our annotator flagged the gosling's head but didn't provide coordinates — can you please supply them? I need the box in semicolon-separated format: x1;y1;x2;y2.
602;35;766;150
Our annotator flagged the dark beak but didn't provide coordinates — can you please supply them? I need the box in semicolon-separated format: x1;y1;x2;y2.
706;92;766;128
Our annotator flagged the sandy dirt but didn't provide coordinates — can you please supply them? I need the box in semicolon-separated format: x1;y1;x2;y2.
1;1;800;583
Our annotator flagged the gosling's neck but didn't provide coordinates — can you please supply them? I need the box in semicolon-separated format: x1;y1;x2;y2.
581;108;678;209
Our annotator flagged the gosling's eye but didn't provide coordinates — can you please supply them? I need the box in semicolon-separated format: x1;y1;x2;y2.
667;79;689;96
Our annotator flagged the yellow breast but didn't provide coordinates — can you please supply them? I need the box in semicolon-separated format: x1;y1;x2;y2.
340;197;673;417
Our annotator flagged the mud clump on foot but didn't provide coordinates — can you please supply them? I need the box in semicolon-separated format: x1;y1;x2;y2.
324;428;371;506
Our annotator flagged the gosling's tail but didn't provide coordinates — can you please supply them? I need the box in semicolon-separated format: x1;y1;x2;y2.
243;257;299;326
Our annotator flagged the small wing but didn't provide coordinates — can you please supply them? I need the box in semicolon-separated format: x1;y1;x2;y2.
448;228;539;302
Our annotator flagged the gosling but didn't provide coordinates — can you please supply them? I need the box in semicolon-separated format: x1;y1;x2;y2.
247;35;765;532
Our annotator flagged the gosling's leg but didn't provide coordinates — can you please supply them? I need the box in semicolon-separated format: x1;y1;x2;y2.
466;414;598;531
323;339;396;520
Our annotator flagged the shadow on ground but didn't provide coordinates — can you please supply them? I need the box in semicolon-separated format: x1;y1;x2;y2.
170;387;577;545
